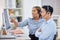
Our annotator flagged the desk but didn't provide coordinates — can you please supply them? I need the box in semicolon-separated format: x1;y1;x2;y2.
16;36;30;40
0;36;30;40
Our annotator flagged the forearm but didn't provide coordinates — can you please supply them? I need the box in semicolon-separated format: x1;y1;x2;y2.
13;19;28;28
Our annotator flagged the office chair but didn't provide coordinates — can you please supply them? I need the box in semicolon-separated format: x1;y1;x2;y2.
53;34;57;40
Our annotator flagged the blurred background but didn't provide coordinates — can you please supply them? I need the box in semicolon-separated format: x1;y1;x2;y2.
0;0;60;40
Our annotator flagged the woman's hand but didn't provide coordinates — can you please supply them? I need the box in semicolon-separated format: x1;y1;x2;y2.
10;18;15;23
10;18;18;27
10;29;24;34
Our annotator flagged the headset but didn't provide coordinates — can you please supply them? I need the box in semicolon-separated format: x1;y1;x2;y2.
37;9;41;17
46;6;50;14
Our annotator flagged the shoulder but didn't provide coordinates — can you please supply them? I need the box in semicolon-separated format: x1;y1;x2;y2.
28;18;34;21
47;19;56;29
24;18;33;22
51;19;56;26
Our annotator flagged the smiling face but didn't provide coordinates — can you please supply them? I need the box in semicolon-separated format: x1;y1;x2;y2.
41;8;50;19
41;8;46;18
32;8;40;18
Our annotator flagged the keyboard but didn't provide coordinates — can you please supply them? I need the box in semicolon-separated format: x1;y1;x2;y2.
0;35;16;39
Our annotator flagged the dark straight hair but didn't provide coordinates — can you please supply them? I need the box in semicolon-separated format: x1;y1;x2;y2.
42;5;53;15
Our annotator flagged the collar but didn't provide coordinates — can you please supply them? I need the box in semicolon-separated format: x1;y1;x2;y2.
46;18;53;23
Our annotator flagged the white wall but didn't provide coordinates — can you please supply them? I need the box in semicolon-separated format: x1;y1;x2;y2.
23;0;41;20
5;0;16;8
22;0;41;36
0;0;5;30
41;0;60;15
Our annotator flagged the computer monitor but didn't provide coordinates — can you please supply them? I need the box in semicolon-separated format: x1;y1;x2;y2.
2;9;10;30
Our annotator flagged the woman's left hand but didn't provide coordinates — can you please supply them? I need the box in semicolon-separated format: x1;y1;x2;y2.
10;29;24;34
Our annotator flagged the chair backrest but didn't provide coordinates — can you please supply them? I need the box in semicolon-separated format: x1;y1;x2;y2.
53;34;57;40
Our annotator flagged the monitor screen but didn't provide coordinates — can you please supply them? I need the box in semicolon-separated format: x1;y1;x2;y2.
3;9;10;30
